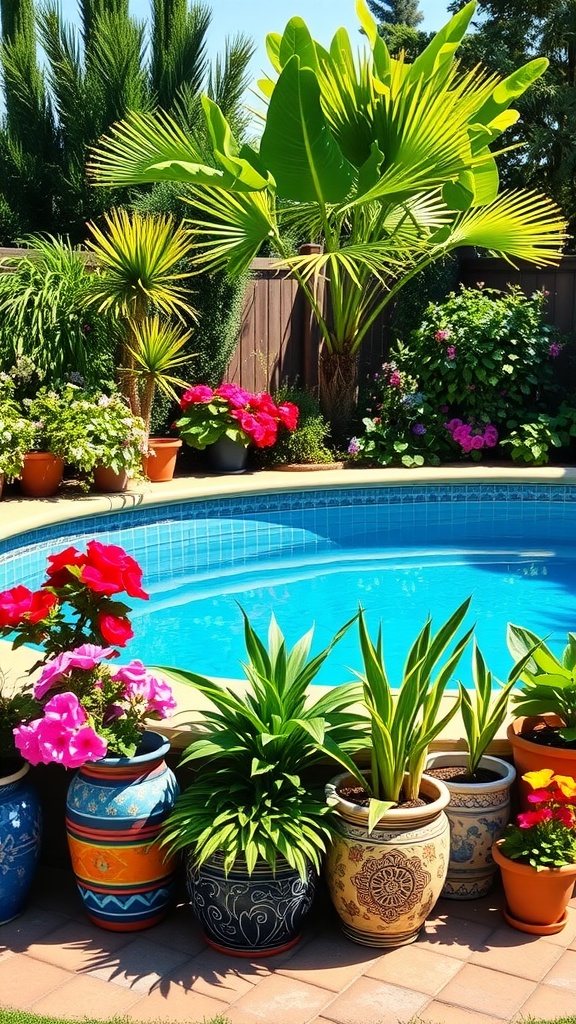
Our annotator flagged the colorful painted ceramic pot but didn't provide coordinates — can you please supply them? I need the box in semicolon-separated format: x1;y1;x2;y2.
186;851;317;956
65;731;179;931
426;752;516;899
325;772;450;947
0;762;42;924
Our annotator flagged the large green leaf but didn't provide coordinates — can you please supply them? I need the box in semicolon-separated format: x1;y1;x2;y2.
407;1;476;84
260;55;355;203
201;96;271;190
279;17;318;72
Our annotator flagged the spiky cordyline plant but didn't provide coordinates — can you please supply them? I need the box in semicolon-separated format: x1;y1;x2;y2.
158;610;367;879
89;0;567;436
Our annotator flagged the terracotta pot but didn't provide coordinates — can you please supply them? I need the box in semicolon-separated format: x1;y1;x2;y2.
324;772;450;947
492;839;576;934
426;752;516;899
507;715;576;809
93;465;129;493
20;452;64;497
142;438;182;482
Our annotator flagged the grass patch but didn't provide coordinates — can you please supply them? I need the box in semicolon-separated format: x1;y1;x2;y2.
0;1014;230;1024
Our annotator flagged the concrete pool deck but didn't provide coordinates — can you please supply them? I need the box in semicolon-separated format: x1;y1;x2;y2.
2;467;576;1022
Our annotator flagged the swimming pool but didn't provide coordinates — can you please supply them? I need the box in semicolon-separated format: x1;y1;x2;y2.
1;483;575;687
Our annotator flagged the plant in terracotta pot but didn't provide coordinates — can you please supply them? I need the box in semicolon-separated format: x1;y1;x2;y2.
0;375;36;495
323;598;473;947
0;671;43;924
85;392;148;491
426;641;533;899
175;382;299;473
506;624;576;807
492;769;576;934
158;610;365;956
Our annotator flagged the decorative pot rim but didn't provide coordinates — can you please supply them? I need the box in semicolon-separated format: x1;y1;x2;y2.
507;715;573;752
325;770;450;823
147;437;183;449
492;838;576;877
23;451;64;461
0;761;29;786
426;751;516;792
94;729;170;767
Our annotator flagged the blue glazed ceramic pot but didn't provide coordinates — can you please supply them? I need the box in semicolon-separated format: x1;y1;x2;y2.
186;851;317;956
65;731;179;932
0;762;42;924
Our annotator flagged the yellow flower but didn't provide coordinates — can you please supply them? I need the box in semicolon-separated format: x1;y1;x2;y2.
522;768;555;790
552;774;576;799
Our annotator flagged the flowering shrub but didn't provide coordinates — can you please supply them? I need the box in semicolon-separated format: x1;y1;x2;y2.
14;645;176;764
0;541;149;660
0;542;176;764
175;383;299;450
396;285;562;429
349;363;447;467
83;392;147;477
0;374;36;480
498;770;576;870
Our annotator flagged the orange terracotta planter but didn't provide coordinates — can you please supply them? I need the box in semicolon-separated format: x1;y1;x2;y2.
142;438;182;482
492;839;576;934
93;465;129;493
507;716;576;810
20;452;64;497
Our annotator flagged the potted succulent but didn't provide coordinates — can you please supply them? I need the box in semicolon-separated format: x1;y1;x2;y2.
492;769;576;934
158;611;365;956
323;599;473;948
426;641;527;899
2;540;179;931
506;624;576;808
175;383;299;473
0;672;42;923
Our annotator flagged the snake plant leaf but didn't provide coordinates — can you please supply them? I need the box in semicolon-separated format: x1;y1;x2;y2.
259;54;356;203
200;96;271;190
279;17;319;72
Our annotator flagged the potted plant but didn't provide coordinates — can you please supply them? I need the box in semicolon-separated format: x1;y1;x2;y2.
426;641;526;899
506;624;576;808
85;392;148;491
492;768;576;934
158;611;365;956
175;382;299;473
2;540;179;931
0;375;36;497
0;672;42;923
20;384;99;495
323;598;473;948
85;208;195;480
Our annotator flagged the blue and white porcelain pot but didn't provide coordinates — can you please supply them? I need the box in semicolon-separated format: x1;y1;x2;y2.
0;761;42;924
186;850;317;956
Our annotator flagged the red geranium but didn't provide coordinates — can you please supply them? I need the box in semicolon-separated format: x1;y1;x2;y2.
45;546;87;588
97;611;134;647
0;586;58;628
80;541;149;601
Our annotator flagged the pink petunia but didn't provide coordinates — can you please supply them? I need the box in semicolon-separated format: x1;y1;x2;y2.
43;691;86;729
66;725;108;767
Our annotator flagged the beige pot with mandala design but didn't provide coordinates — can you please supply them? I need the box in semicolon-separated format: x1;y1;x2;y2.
324;772;451;948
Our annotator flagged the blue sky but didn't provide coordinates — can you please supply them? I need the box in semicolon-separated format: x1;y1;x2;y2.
56;1;451;84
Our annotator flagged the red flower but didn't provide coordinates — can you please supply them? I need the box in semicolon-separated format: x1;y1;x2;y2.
0;586;58;628
553;806;576;828
97;612;134;647
250;392;278;416
216;383;251;408
517;808;553;828
277;402;299;431
80;541;149;600
44;546;87;588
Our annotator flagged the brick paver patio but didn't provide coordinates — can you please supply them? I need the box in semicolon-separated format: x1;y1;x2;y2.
1;865;576;1024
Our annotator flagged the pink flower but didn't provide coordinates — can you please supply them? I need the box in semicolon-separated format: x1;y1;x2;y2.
549;342;563;358
36;716;77;765
35;644;117;699
180;385;214;409
43;692;86;729
389;371;402;387
67;725;108;767
517;808;553;828
445;419;463;431
215;383;251;408
446;346;456;360
435;329;451;341
13;721;43;765
277;402;299;431
470;435;484;449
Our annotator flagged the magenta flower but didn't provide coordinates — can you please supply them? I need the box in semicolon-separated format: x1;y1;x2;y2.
446;346;456;360
43;692;86;729
389;371;402;387
13;721;43;765
35;644;117;699
67;726;108;767
549;342;563;358
470;435;485;449
434;329;451;341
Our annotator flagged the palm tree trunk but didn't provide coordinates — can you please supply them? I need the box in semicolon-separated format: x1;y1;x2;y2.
318;348;358;447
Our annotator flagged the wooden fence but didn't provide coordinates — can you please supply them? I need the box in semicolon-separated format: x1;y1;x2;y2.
227;254;576;391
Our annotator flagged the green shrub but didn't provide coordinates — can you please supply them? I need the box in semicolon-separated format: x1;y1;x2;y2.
258;384;334;466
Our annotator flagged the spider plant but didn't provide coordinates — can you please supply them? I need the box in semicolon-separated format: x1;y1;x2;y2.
158;610;366;879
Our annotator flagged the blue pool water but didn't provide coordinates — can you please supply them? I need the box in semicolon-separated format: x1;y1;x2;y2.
1;484;576;687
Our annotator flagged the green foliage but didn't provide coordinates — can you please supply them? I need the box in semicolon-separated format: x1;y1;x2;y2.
390;255;460;347
333;600;472;830
459;641;530;777
500;817;576;870
398;286;561;430
508;625;576;741
259;384;334;466
366;0;424;25
0;0;255;241
501;404;576;465
0;373;35;478
158;611;366;878
0;671;39;764
0;236;115;388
